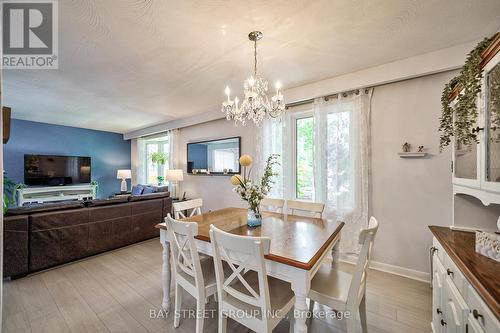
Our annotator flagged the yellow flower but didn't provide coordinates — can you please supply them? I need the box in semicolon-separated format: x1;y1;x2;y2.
230;175;243;186
239;154;252;166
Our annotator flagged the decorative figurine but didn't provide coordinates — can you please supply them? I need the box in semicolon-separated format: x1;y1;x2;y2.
402;142;411;152
418;145;425;153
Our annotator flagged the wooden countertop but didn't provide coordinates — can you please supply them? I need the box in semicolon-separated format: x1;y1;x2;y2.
429;226;500;319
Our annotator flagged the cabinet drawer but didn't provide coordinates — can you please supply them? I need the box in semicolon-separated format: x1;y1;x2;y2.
433;237;445;264
467;285;500;333
444;277;469;333
444;253;466;295
432;256;445;333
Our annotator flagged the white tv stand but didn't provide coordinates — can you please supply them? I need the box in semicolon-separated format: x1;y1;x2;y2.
17;184;95;206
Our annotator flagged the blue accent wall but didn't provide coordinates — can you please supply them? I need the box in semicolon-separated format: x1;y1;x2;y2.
4;119;131;199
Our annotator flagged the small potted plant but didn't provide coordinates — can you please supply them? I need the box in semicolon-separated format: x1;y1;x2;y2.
230;154;279;227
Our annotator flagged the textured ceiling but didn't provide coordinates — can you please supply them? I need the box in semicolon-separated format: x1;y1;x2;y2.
3;0;500;133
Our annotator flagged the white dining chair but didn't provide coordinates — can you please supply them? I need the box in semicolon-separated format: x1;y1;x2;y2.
173;198;203;219
210;225;295;333
286;199;325;218
308;216;379;333
166;213;220;333
260;198;285;213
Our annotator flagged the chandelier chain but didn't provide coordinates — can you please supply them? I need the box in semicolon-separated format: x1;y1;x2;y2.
254;39;257;77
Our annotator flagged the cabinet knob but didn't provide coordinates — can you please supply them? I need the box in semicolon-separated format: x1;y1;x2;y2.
472;309;483;320
446;268;454;276
441;319;447;326
436;308;442;315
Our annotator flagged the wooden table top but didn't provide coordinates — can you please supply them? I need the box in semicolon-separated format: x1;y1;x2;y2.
429;226;500;319
156;207;344;270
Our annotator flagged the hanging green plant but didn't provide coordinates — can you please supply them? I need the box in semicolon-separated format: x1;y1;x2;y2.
150;152;167;165
439;36;495;152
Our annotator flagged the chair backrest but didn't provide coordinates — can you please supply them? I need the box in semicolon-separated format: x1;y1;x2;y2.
165;214;204;288
260;198;285;213
210;225;272;318
173;198;203;219
347;216;379;307
286;200;325;218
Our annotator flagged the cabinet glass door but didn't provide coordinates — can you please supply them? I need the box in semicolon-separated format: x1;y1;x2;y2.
454;141;478;180
485;62;500;183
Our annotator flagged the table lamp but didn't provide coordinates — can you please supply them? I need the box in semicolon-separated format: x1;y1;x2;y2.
116;169;132;193
165;169;183;199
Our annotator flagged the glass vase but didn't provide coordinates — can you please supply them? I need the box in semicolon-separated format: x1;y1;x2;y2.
247;209;262;227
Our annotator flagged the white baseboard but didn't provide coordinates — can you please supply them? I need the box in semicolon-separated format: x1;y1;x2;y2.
341;254;431;283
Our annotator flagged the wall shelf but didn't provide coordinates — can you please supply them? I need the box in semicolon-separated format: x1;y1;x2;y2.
398;152;427;157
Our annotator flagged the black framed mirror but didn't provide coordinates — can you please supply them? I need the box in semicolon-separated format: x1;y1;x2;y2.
186;136;241;175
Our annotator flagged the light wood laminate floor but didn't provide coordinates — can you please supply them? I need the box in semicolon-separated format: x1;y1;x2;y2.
2;238;431;333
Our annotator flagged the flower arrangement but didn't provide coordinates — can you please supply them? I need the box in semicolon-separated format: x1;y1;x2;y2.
230;154;280;225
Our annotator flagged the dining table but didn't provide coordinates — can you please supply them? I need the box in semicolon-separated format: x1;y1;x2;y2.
156;207;344;333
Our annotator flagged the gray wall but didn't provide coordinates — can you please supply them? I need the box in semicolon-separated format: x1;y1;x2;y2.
370;71;456;273
179;120;257;210
176;70;457;275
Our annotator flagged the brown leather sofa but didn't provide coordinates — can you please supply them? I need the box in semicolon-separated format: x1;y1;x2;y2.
3;193;172;278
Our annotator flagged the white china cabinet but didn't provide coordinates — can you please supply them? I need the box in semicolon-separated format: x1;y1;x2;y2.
452;37;500;206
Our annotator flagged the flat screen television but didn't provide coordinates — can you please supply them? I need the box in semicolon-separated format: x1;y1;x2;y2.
24;154;91;186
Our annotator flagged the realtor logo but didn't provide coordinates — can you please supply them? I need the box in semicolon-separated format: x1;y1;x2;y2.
2;0;58;69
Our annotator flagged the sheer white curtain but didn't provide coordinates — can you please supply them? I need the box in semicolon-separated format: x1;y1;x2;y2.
313;90;372;253
255;111;294;200
168;128;180;170
259;89;373;254
135;137;146;184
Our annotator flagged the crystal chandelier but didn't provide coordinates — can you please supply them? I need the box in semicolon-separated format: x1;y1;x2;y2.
222;31;285;126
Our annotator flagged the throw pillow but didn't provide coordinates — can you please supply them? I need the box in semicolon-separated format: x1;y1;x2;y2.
131;184;145;196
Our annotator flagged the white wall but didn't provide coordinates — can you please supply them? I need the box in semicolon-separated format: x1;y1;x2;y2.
370;71;456;274
178;120;258;211
174;70;457;277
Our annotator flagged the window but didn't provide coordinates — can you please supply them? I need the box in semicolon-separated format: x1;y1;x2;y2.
291;105;353;208
295;116;314;200
144;136;170;185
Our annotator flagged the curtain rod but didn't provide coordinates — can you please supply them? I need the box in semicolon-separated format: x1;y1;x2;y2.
284;64;463;110
285;88;371;109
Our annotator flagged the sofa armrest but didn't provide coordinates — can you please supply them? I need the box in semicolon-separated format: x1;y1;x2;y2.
4;215;29;278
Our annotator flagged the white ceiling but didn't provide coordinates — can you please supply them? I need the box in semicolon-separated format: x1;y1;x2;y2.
4;0;500;134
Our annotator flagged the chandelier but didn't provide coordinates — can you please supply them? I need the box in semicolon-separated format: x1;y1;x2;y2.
222;31;285;126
